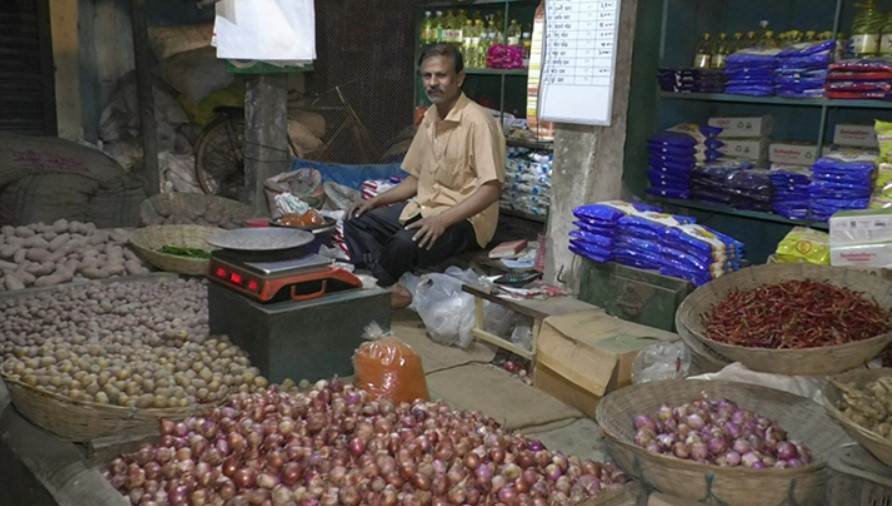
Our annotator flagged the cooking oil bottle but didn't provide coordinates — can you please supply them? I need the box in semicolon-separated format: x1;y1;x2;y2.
732;32;744;52
693;33;713;68
711;33;730;68
851;0;884;57
881;11;892;56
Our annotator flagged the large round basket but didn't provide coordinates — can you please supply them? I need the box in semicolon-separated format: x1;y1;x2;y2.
596;379;851;506
674;312;730;374
676;263;892;375
140;193;252;229
128;225;219;276
1;373;210;442
822;368;892;467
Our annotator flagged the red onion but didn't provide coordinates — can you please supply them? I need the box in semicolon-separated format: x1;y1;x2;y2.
633;415;658;433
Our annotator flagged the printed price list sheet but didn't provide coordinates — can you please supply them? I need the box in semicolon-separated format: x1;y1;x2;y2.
539;0;620;126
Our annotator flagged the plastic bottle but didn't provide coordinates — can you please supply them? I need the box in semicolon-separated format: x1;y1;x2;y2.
421;11;434;48
851;0;883;57
434;11;445;43
711;33;729;68
507;19;522;47
732;32;744;52
761;30;777;49
474;18;486;67
693;33;712;68
835;32;848;60
746;30;758;49
527;0;554;141
522;31;532;66
487;18;503;46
881;12;892;55
805;30;817;42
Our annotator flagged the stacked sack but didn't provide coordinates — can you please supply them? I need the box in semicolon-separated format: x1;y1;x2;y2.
657;68;725;93
825;58;892;100
809;152;876;222
774;38;835;99
768;166;812;219
689;160;774;212
499;147;552;219
570;201;745;286
723;48;781;96
645;124;724;200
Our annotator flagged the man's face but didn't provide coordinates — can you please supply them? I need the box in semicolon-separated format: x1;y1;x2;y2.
421;55;464;107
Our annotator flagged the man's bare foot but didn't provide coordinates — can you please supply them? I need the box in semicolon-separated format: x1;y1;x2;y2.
390;283;412;310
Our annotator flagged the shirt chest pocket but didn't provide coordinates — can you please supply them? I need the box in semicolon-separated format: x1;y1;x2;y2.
435;140;472;189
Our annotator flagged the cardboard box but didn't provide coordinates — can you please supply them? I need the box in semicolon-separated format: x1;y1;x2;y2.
708;115;773;138
834;124;879;148
830;242;892;268
769;142;820;166
719;138;769;162
830;207;892;246
534;310;678;418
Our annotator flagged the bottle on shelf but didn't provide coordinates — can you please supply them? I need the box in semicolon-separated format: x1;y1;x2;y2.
761;30;778;49
693;33;713;68
522;31;532;67
835;31;848;60
850;0;883;58
881;12;892;56
462;19;476;67
710;33;729;68
420;11;434;49
507;19;522;47
434;11;445;43
745;30;759;49
732;32;744;53
474;18;487;67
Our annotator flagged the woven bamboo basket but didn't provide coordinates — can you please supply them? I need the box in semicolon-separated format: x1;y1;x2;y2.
140;193;252;229
674;311;730;374
823;368;892;468
1;373;210;441
128;225;219;276
596;379;851;505
676;264;892;375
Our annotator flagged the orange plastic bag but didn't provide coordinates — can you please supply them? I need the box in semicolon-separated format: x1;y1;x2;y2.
353;324;430;404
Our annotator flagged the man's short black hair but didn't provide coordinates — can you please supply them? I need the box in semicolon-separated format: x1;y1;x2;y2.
418;43;464;74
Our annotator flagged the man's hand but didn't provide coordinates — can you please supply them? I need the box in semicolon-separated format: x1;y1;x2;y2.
346;198;377;220
406;215;448;250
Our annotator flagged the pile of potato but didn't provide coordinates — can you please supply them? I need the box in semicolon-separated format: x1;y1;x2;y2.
0;220;151;291
144;199;246;229
0;278;268;408
838;375;892;439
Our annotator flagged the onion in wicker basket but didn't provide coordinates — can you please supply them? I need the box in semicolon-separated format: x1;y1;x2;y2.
676;264;892;375
596;380;851;505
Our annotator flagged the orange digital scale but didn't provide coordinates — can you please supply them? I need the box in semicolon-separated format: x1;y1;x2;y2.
207;247;362;303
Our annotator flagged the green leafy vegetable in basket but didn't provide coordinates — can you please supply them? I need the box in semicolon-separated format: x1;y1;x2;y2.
160;245;211;259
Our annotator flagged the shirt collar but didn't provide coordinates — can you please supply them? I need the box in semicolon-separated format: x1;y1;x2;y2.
425;92;469;125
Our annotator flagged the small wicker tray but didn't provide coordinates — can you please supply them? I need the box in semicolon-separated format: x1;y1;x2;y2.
677;264;892;376
129;225;220;276
1;373;210;441
823;368;892;468
596;379;851;506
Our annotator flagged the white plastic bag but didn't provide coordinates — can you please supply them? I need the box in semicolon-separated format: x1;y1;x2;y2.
631;341;692;385
414;273;475;348
213;0;316;61
688;362;825;403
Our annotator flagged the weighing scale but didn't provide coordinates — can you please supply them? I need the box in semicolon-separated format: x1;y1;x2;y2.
205;227;363;303
204;227;390;384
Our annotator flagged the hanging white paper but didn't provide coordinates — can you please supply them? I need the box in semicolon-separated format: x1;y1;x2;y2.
539;0;621;126
213;0;316;62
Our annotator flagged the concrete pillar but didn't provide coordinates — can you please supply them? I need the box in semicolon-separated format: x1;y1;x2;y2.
49;0;82;141
544;0;640;290
244;74;290;215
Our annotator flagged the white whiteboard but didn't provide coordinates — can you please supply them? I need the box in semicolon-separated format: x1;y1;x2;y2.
539;0;621;126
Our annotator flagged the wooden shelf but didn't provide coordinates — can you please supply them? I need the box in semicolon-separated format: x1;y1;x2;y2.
465;68;528;76
651;197;829;230
658;91;892;110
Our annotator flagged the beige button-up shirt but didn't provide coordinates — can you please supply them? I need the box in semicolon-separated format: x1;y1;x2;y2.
399;93;506;247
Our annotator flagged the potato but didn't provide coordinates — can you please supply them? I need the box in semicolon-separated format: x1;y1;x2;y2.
14;226;35;238
1;225;14;236
52;219;69;234
109;229;129;244
48;233;70;252
33;274;66;287
0;244;18;259
15;270;35;285
106;264;126;276
4;275;25;291
0;259;17;271
45;249;67;264
25;248;50;262
80;267;107;279
23;236;49;249
13;248;26;264
124;260;147;275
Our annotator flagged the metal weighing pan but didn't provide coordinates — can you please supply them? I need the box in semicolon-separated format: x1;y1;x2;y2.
207;227;315;251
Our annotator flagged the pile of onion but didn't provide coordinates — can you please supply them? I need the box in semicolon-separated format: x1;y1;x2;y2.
106;379;626;505
632;397;813;469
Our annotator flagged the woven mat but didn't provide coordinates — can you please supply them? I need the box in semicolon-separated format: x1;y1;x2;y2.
426;363;581;430
391;310;496;373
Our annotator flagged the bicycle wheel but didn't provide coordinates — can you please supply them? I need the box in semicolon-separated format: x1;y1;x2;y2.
194;115;245;199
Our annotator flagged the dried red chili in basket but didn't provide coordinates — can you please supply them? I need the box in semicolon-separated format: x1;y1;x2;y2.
703;280;892;349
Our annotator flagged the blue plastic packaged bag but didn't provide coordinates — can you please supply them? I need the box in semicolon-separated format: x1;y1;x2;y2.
572;201;661;223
